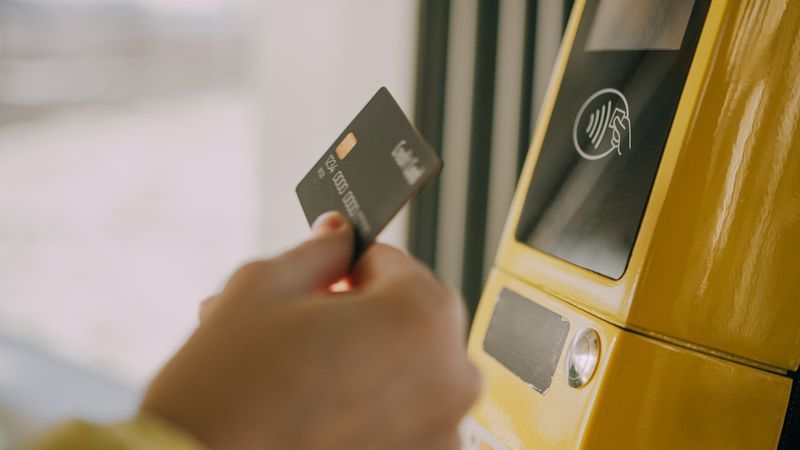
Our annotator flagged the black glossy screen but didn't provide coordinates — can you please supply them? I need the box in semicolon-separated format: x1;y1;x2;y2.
515;0;710;279
586;0;696;51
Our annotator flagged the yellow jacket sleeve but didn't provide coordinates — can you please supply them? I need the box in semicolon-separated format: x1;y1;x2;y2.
25;415;206;450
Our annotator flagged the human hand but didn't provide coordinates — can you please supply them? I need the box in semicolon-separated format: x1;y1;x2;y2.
140;212;480;450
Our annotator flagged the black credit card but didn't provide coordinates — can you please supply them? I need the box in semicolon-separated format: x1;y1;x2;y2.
296;87;442;256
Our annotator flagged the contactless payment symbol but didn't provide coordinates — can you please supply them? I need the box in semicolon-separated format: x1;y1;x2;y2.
573;88;631;160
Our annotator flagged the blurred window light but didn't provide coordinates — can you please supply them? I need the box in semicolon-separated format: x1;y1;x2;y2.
0;0;250;121
0;0;260;436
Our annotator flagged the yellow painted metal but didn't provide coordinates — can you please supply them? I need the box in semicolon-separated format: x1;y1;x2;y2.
468;269;792;449
496;0;800;371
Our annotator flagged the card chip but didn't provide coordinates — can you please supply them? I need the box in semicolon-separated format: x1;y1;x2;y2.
336;132;357;160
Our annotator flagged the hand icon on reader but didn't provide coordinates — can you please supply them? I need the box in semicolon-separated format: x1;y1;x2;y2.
573;88;632;161
609;108;631;156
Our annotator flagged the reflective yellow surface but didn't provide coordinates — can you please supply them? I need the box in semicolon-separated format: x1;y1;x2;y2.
496;0;800;370
633;0;800;372
468;269;792;449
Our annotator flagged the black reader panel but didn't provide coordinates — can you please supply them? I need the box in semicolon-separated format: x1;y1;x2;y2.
515;0;710;279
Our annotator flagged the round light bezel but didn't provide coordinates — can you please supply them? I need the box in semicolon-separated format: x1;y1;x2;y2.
566;327;601;389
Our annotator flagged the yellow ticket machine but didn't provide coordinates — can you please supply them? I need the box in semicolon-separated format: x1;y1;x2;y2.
463;0;800;448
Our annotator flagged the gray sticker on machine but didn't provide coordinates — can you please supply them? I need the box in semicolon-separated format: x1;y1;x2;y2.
483;288;570;394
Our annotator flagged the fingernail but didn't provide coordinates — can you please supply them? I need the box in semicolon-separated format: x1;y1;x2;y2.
312;211;346;235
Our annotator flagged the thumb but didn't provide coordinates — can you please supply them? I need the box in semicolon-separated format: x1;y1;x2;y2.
273;211;355;294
